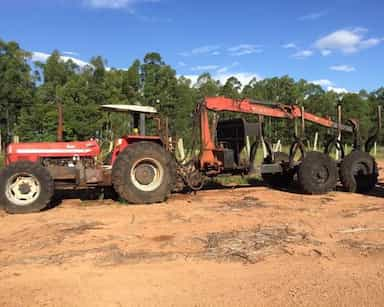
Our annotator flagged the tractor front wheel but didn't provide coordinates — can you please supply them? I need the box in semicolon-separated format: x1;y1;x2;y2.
298;151;338;194
112;142;174;204
0;161;54;214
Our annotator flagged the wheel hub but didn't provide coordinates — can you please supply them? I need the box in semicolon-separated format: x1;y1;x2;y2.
130;158;164;192
313;166;329;183
18;182;32;194
6;173;41;206
135;164;156;185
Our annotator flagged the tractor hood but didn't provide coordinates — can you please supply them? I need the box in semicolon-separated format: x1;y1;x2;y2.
6;141;100;165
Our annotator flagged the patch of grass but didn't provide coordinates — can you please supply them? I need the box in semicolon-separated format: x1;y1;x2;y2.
372;146;384;160
0;153;4;167
208;174;261;186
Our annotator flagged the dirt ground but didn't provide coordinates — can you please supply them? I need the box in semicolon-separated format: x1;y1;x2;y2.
1;165;384;307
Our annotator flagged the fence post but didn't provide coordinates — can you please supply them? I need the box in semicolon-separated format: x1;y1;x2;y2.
177;138;185;161
313;132;318;151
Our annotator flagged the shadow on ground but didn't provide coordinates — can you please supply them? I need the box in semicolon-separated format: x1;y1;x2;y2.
45;178;384;212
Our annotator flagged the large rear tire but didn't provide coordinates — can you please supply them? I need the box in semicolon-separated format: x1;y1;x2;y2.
339;150;378;193
112;142;174;204
0;161;54;214
298;151;338;194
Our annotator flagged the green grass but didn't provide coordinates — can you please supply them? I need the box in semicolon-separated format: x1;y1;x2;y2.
209;175;251;186
0;153;4;168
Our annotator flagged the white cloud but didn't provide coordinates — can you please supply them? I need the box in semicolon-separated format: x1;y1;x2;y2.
183;46;218;56
327;86;348;94
62;51;79;56
31;51;90;68
292;49;313;59
228;44;263;56
179;45;221;57
282;43;297;49
315;28;383;54
136;14;172;23
329;65;355;72
320;49;332;56
216;67;228;74
359;37;381;49
84;0;133;9
191;65;220;71
180;44;263;57
178;61;187;67
216;62;239;74
83;0;158;9
310;79;350;93
311;79;333;87
31;51;51;62
298;11;328;21
61;55;90;67
188;61;241;75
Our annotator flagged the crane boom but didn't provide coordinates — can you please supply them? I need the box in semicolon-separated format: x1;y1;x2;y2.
198;96;354;170
204;97;353;132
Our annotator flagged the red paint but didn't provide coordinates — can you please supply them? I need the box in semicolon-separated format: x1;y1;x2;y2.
204;97;336;128
6;141;100;165
6;135;163;166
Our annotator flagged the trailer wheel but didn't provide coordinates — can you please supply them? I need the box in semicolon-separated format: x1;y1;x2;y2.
112;142;174;204
298;151;338;194
0;161;54;214
262;152;293;187
339;150;378;193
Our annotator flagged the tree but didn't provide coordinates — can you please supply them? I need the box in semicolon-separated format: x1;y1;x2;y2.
122;59;141;103
0;39;34;144
173;77;197;145
141;52;178;118
220;77;241;99
195;73;220;99
1;37;382;154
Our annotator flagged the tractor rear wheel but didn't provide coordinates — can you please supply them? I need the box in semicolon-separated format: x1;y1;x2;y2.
0;161;54;214
339;150;378;193
112;142;174;204
298;151;338;194
262;152;293;187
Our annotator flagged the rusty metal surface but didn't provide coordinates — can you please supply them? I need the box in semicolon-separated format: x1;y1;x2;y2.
85;168;104;184
47;165;77;180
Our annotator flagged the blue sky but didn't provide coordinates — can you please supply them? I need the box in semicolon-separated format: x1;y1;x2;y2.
1;0;383;92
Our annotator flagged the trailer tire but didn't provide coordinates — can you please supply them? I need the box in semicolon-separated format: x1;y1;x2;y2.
298;151;338;194
112;142;173;204
262;152;293;187
339;150;378;193
0;161;54;214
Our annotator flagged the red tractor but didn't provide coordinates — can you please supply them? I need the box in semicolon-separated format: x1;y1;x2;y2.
0;104;176;214
0;97;380;214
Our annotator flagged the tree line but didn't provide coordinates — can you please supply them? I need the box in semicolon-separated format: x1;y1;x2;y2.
1;38;384;150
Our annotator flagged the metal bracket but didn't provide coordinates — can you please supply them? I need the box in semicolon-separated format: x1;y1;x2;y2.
365;105;382;153
347;119;362;150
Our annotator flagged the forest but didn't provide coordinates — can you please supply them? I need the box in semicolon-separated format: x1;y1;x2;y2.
1;38;384;151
